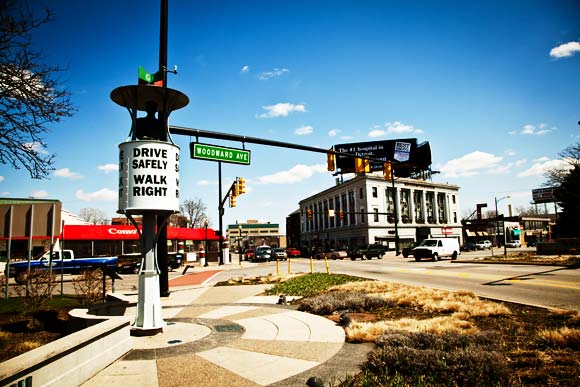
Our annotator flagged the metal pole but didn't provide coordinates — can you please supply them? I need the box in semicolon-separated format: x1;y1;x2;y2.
218;162;224;265
391;167;400;255
4;205;13;299
495;197;500;248
204;221;208;266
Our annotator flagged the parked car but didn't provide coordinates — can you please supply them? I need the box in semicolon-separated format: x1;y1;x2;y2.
350;244;386;260
505;240;521;248
402;242;417;258
273;248;288;260
526;240;537;247
475;240;492;250
254;246;273;262
461;242;477;252
285;247;301;258
315;249;348;260
244;249;255;260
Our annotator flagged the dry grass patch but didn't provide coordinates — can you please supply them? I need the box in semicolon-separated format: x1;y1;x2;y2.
538;327;580;349
346;315;478;342
331;280;511;317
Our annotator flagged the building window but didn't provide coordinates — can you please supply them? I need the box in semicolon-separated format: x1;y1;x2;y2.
452;195;456;204
329;198;335;228
386;188;395;223
426;192;435;223
341;193;348;226
360;207;365;223
372;187;378;198
437;193;447;223
373;208;379;222
453;211;457;223
335;196;341;227
400;189;411;223
323;199;329;229
359;187;364;199
413;190;424;223
348;191;356;224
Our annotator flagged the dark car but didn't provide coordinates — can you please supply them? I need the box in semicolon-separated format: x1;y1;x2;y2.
350;244;386;260
461;242;477;252
401;242;417;258
254;246;273;262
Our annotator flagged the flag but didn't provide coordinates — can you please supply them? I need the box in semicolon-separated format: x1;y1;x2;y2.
138;66;164;87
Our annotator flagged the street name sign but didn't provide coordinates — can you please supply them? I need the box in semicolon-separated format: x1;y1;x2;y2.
190;142;251;165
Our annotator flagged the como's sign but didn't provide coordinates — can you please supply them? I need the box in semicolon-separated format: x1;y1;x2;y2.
190;142;251;165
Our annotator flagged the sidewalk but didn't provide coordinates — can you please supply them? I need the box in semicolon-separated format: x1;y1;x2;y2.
80;266;372;386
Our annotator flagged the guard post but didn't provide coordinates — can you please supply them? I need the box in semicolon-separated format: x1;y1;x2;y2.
111;82;188;335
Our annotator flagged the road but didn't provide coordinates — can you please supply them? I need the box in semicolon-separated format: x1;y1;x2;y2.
4;248;579;311
214;249;580;311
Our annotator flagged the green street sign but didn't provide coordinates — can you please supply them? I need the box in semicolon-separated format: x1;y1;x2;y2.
190;142;251;165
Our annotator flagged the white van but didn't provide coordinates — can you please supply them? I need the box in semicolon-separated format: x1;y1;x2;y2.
412;238;460;261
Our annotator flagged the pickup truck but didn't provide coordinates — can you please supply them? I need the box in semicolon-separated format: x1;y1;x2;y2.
350;244;386;260
6;250;118;284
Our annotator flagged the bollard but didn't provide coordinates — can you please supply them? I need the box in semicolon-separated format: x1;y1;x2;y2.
310;256;314;274
288;258;292;274
324;256;330;274
276;259;280;276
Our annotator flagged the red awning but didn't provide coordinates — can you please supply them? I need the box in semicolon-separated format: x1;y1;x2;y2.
62;225;220;241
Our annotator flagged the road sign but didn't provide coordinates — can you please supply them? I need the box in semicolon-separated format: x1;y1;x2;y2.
190;142;251;165
441;227;453;235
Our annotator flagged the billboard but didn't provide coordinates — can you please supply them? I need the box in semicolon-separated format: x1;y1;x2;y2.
532;187;556;204
334;138;432;177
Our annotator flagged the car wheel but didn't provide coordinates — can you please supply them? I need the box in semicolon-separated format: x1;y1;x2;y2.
451;251;458;260
414;257;421;262
432;253;438;262
351;257;356;261
402;252;409;258
378;254;383;260
15;271;27;285
133;265;140;274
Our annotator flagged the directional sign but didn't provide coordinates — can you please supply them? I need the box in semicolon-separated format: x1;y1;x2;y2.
190;142;251;165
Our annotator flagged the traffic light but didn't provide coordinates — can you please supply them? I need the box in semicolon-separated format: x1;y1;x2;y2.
229;194;236;208
232;180;239;196
307;209;313;219
339;210;344;220
238;177;246;194
355;157;370;173
327;150;335;172
383;161;392;180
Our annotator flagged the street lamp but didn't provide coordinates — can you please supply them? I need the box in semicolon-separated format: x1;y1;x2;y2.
204;219;209;267
495;196;510;256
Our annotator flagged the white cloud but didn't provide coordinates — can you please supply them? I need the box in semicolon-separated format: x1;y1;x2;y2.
197;180;212;186
328;129;341;137
0;176;4;183
440;151;503;178
368;121;423;138
533;156;550;163
340;135;354;140
75;188;116;202
256;164;326;184
30;190;49;198
515;159;527;167
258;103;306;118
515;123;555;136
97;164;118;173
550;41;580;58
518;158;571;177
240;65;250;73
368;129;385;138
54;168;82;179
258;68;289;80
294;125;313;135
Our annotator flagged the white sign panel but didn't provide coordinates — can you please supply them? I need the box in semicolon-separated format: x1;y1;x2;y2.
394;141;411;162
118;141;180;213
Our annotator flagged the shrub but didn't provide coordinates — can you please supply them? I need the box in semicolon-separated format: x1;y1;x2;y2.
537;327;580;349
363;330;510;386
72;269;107;305
264;273;367;297
14;269;56;316
298;290;394;315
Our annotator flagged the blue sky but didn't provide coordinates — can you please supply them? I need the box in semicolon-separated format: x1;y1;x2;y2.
1;0;579;232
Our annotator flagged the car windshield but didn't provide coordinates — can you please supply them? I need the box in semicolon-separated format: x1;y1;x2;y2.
274;248;284;252
420;240;437;247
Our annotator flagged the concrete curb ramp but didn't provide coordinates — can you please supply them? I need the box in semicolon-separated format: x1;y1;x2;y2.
81;285;347;386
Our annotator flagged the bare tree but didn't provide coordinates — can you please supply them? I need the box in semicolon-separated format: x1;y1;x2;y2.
0;1;75;179
79;208;107;224
544;141;580;187
180;198;211;228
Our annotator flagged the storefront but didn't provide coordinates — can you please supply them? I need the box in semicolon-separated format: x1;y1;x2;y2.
56;224;220;259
